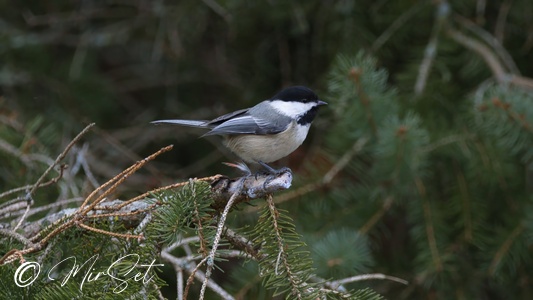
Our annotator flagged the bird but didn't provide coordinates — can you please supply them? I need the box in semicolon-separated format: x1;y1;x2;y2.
151;86;327;174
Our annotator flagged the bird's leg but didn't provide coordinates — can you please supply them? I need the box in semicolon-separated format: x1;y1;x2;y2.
258;161;292;175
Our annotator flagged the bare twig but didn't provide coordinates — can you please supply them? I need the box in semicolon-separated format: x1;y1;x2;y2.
13;206;31;231
77;222;143;240
446;28;533;91
184;256;209;298
0;138;32;166
29;123;95;197
359;196;394;234
0;229;36;248
199;178;245;300
488;223;523;275
414;1;450;96
161;250;235;300
223;227;263;260
0;164;68;201
372;3;424;52
0;144;175;265
495;0;512;43
454;14;520;75
326;273;409;289
0;198;29;218
79;145;173;211
166;236;201;253
77;143;100;189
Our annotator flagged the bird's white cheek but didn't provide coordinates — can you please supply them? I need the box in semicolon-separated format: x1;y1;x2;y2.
269;100;316;118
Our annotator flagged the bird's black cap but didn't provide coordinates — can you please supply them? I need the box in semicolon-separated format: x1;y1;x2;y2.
270;86;319;103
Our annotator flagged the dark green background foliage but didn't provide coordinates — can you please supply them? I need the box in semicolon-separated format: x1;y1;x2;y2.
1;0;533;299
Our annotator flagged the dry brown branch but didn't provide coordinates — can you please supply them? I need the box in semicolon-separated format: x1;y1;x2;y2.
77;222;143;241
0;142;176;265
108;174;222;211
79;145;174;212
223;227;263;260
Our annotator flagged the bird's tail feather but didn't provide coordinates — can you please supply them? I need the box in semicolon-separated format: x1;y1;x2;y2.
151;119;209;128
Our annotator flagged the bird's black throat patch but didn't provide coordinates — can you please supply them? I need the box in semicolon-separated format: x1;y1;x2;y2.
297;106;319;125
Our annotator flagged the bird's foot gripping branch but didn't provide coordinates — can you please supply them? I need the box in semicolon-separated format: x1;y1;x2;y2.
210;168;293;210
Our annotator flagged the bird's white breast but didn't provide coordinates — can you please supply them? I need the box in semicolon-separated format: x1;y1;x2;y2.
224;122;310;163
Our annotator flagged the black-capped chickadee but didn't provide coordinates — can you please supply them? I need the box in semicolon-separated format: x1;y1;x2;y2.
152;86;327;174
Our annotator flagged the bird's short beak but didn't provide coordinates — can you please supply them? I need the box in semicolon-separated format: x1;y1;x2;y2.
317;100;328;106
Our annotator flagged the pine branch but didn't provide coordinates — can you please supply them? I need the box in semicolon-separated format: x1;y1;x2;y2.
250;194;320;299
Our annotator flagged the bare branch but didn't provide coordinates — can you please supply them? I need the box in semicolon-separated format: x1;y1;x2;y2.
161;250;235;300
326;273;409;289
414;1;450;96
210;170;292;210
200;178;245;300
454;14;520;75
29;123;95;197
372;4;424;52
0;229;36;248
0;144;175;265
447;28;533;91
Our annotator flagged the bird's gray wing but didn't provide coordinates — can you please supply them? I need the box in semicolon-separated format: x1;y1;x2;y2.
202;115;288;136
207;108;250;126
